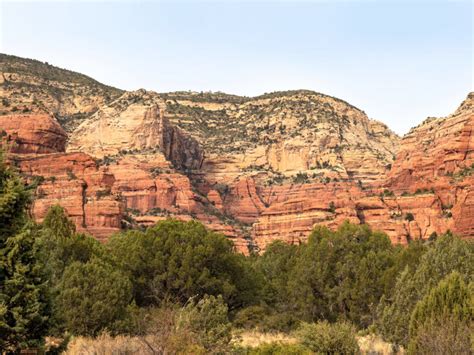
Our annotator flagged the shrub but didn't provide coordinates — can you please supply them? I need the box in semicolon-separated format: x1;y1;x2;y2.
381;189;395;197
107;219;261;308
214;183;230;196
296;321;359;354
407;314;471;355
293;172;309;184
377;233;474;346
130;296;230;354
179;295;232;353
328;201;336;213
405;212;414;222
245;343;312;355
233;305;270;329
95;188;112;199
407;272;473;354
288;222;396;327
233;305;299;333
57;259;133;336
66;169;77;180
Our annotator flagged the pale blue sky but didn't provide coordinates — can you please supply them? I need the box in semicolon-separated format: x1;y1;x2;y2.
1;0;472;135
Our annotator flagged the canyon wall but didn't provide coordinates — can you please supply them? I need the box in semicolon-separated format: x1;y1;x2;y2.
2;55;473;254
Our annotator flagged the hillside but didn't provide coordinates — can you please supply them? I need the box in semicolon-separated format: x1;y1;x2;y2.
0;53;123;131
1;54;472;253
164;90;399;185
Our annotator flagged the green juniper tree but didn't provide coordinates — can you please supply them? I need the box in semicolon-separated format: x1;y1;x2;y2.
0;151;50;351
288;222;397;328
407;272;473;354
107;219;261;309
56;258;133;336
377;233;474;346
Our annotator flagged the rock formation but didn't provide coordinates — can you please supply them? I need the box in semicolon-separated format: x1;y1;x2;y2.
14;152;123;241
251;92;473;250
163;90;399;186
0;114;67;153
68;90;204;170
0;53;122;131
1;55;473;254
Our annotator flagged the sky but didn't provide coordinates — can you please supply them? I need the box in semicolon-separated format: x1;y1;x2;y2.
1;0;472;135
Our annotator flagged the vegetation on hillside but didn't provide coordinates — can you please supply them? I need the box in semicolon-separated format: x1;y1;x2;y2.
164;90;397;163
0;53;123;130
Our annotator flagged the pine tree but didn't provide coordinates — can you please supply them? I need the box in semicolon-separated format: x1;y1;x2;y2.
0;151;50;351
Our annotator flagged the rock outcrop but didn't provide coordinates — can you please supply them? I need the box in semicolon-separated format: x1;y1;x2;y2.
251;92;473;250
385;92;474;239
14;152;123;241
2;55;473;254
0;53;122;131
164;90;399;186
0;114;67;154
68;90;204;170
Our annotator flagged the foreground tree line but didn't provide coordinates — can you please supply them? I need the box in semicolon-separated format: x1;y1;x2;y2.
0;152;473;354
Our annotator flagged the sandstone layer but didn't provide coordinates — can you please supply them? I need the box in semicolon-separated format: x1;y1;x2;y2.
163;90;399;186
68;90;204;170
15;152;123;241
251;92;473;250
2;55;473;254
0;114;67;153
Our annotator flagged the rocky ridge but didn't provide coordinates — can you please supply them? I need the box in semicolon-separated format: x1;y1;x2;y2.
1;55;472;253
163;90;399;186
0;53;122;131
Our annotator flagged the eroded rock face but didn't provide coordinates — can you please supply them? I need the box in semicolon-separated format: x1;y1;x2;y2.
2;55;473;253
14;152;123;241
164;90;399;186
68;90;204;170
0;114;67;154
95;153;249;253
387;93;474;189
0;53;122;131
385;92;474;239
249;92;474;250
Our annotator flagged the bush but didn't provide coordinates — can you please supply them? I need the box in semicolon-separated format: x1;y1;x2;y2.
407;272;473;354
288;222;396;327
377;233;473;346
130;295;231;354
56;259;133;336
407;314;471;355
328;201;336;213
244;343;312;355
179;295;232;353
233;305;271;329
233;305;300;333
293;172;309;184
107;219;261;308
296;321;360;354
